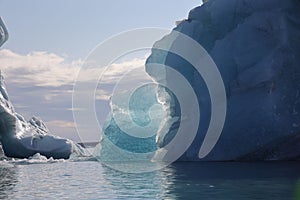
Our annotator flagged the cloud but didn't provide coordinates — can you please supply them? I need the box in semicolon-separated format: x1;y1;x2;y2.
95;89;111;101
0;49;82;87
0;48;152;104
42;89;73;102
0;49;153;105
46;120;81;141
0;49;151;88
77;56;151;86
46;120;76;128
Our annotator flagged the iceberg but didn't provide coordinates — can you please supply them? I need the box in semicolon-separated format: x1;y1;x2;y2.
0;18;8;48
95;84;165;162
146;0;300;161
0;18;84;159
96;0;300;163
0;71;84;159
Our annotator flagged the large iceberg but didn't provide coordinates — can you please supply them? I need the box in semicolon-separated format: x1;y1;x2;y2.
146;0;300;161
0;18;84;159
96;0;300;162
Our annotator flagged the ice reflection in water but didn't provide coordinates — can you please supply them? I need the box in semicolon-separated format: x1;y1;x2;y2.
0;163;18;199
0;159;298;199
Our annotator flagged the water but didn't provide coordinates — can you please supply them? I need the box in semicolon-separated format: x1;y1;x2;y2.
0;156;299;200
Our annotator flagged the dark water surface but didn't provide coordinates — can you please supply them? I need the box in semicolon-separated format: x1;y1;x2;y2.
0;160;299;199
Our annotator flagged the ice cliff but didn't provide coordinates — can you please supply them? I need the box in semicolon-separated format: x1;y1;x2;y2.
146;0;300;161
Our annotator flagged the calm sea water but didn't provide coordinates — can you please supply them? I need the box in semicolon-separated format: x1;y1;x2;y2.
0;158;299;199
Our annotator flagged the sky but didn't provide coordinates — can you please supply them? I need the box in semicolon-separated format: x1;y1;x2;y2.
0;0;202;142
